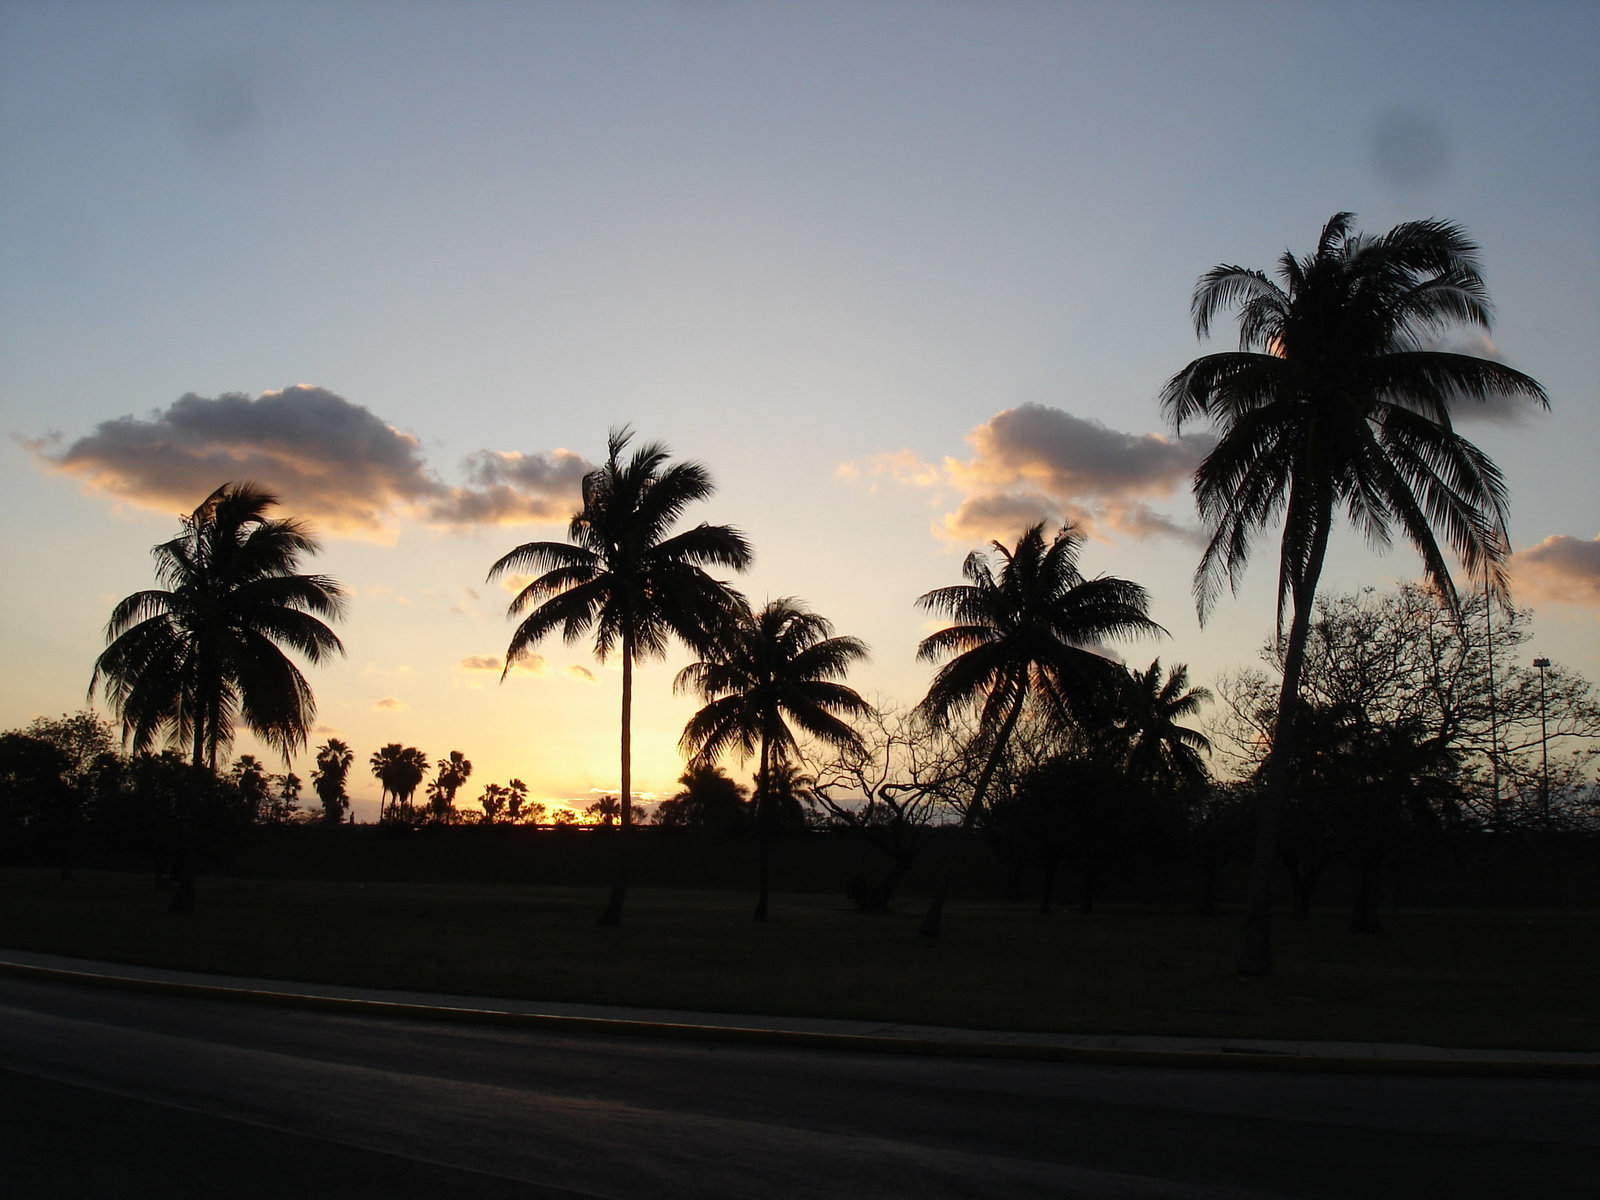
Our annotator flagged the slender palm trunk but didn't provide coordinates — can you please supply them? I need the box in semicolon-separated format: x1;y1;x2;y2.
171;692;207;915
1237;513;1331;976
753;736;772;920
598;628;635;927
920;678;1027;939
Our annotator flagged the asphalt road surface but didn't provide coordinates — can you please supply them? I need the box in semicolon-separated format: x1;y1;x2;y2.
1;975;1596;1199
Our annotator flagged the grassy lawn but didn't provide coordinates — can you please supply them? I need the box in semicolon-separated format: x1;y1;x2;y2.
2;868;1596;1050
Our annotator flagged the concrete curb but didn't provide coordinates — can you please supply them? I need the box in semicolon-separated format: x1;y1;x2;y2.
4;957;1596;1078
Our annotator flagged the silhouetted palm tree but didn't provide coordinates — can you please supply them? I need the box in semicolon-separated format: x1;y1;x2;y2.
369;742;428;819
1119;659;1212;791
90;482;345;910
1161;212;1547;974
915;522;1162;936
428;750;472;821
311;738;354;825
487;427;752;925
678;598;871;918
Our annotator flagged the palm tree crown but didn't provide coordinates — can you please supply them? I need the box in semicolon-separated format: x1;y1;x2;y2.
917;522;1164;734
487;426;752;924
1118;659;1213;790
677;598;872;773
90;482;346;770
1161;212;1546;622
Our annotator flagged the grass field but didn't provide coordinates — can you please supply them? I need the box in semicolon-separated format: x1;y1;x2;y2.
2;869;1596;1050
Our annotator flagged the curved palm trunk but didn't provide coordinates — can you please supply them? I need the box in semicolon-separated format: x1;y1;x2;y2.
920;678;1027;939
598;628;635;927
753;736;772;920
1237;513;1332;976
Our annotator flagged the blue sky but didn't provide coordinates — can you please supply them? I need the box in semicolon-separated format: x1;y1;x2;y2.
2;0;1595;816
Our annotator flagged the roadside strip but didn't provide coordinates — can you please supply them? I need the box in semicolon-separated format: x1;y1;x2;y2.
3;955;1595;1078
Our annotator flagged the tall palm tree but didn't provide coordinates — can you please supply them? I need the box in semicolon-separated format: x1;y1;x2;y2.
487;426;752;925
311;738;354;825
1119;659;1213;791
90;482;345;910
915;522;1163;936
677;598;871;919
1161;212;1547;974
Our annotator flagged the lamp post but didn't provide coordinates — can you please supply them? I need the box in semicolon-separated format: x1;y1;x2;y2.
1484;573;1501;829
1533;657;1551;825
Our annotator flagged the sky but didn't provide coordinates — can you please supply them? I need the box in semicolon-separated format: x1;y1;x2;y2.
2;0;1596;821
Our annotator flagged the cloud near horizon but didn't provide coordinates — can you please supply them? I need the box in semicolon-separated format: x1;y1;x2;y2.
1512;534;1600;610
844;404;1211;546
22;385;589;538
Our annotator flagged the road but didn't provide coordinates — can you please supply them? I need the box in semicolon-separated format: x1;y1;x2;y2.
1;975;1595;1199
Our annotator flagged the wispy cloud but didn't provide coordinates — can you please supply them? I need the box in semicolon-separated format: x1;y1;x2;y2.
457;651;549;676
1512;533;1600;609
20;385;589;538
844;404;1210;546
565;665;598;684
374;696;407;711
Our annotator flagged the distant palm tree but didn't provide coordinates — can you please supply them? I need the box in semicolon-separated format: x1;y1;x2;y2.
428;750;473;821
369;743;428;818
393;746;428;811
1161;212;1547;975
311;738;354;825
90;482;345;910
506;778;529;823
915;522;1162;936
1119;659;1212;791
677;598;871;918
487;426;752;925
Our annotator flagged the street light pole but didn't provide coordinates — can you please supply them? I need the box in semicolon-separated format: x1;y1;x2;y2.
1533;656;1551;825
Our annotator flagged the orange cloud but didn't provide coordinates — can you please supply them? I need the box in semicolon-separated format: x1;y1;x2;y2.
374;697;407;711
844;404;1210;546
565;665;598;684
1512;534;1600;609
458;651;548;676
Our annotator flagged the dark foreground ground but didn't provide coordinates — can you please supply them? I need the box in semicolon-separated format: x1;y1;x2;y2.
3;974;1597;1200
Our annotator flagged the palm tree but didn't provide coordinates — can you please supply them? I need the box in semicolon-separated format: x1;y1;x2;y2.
428;750;473;822
311;738;354;825
487;426;752;925
915;522;1162;936
369;743;428;819
1119;659;1213;791
393;746;428;811
677;598;871;919
89;482;345;910
369;743;401;818
1161;212;1547;974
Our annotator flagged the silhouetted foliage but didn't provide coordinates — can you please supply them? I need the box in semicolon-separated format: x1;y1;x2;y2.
804;704;974;911
371;744;428;820
654;764;750;831
311;739;354;825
